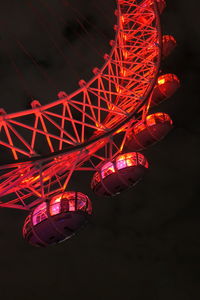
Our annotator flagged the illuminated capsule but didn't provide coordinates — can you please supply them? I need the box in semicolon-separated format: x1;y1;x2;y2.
150;0;166;14
23;192;92;247
125;113;173;151
156;0;166;14
91;152;148;197
162;35;177;58
151;74;180;106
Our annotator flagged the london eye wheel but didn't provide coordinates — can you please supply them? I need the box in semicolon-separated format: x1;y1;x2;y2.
0;0;180;246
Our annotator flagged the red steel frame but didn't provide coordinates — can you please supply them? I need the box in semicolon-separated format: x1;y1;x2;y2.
0;0;162;210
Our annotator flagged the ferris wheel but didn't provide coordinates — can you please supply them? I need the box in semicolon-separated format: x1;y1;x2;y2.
0;0;180;247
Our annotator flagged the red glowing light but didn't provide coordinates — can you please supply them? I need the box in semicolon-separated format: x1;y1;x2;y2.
158;74;180;86
158;77;166;85
121;15;125;23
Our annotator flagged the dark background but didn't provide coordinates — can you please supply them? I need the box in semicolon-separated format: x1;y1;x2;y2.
0;0;199;299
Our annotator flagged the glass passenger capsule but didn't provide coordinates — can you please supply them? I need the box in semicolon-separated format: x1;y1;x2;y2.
125;113;173;151
151;74;180;106
23;192;92;247
91;152;148;196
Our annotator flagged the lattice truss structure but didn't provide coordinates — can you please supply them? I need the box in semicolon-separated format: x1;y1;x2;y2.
0;0;161;210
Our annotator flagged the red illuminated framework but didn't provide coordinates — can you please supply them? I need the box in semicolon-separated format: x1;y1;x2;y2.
0;0;163;210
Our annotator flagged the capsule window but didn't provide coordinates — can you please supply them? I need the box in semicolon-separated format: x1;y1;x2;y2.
133;121;146;134
101;162;115;179
125;153;137;167
116;157;127;170
116;153;137;169
50;196;62;216
91;172;101;188
32;202;47;225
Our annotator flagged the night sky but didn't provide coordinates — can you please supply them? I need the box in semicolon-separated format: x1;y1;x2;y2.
0;1;199;299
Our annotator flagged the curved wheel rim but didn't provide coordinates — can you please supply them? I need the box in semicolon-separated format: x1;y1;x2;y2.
0;0;162;209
